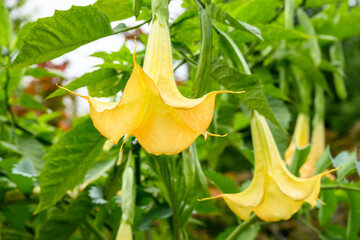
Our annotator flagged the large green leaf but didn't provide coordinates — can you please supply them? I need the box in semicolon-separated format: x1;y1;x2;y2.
46;68;118;99
8;6;112;69
36;117;106;213
35;193;93;240
0;0;12;47
7;5;146;70
211;59;283;131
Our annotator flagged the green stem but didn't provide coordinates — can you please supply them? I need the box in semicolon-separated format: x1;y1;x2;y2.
321;185;360;192
84;219;108;240
225;214;258;240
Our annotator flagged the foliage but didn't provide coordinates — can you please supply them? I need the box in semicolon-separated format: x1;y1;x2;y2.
0;0;360;239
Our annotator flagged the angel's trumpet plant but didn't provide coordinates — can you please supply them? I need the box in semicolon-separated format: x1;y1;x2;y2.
60;18;240;155
285;113;310;164
201;110;334;222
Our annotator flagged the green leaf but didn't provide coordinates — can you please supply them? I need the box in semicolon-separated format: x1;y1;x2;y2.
319;189;337;225
332;151;356;183
12;158;37;178
317;6;360;39
18;136;46;175
84;157;116;186
0;0;12;47
204;170;239;194
315;146;333;174
207;3;262;41
47;68;118;99
133;0;143;18
35;193;93;240
89;185;107;204
8;6;113;69
2;205;31;231
15;94;47;111
345;185;360;240
24;67;65;79
93;0;134;22
288;143;312;176
36;117;106;213
219;0;282;24
191;8;212;98
211;59;284;131
0;141;21;156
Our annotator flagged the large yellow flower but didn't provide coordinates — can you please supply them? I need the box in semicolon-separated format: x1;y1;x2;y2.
201;110;333;222
285;113;310;164
61;19;240;155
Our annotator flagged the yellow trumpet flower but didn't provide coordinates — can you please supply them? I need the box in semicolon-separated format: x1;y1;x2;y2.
60;19;241;155
116;220;132;240
201;110;333;222
300;121;325;178
285;113;310;164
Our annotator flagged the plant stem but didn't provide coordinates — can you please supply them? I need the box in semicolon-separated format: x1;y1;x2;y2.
225;214;258;240
321;185;360;192
84;219;108;240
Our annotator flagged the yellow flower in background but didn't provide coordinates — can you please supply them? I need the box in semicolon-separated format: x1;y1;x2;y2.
60;18;241;155
201;110;333;222
285;113;310;164
116;220;132;240
300;121;325;178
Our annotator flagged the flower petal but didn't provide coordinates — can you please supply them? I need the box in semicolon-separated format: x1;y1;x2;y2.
254;175;303;221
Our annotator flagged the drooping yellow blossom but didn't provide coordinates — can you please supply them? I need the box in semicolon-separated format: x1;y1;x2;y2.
300;120;325;178
60;19;241;155
116;220;132;240
201;110;333;222
285;113;310;164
